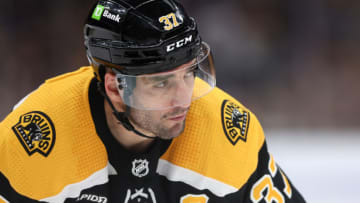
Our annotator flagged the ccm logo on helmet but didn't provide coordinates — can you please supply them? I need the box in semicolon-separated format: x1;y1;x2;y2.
166;35;193;52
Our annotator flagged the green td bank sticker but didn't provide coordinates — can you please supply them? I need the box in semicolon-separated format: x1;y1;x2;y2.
92;5;105;21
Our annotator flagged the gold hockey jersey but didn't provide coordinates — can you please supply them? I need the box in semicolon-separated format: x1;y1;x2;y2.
0;67;305;202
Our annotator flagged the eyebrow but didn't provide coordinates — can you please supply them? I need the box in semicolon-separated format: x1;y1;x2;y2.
143;59;196;83
146;74;175;83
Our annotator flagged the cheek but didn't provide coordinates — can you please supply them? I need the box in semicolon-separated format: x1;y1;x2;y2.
131;89;165;108
131;109;165;124
149;110;167;121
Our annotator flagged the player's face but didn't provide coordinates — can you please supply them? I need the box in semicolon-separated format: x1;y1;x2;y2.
127;62;195;139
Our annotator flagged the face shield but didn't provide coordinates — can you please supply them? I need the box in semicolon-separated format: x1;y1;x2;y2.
113;42;215;111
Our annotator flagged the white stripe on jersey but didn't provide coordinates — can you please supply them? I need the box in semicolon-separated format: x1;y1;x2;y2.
40;162;114;203
156;159;238;197
0;195;10;203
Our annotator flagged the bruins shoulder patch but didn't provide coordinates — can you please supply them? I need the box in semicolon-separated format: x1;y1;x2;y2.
12;111;56;157
221;100;250;145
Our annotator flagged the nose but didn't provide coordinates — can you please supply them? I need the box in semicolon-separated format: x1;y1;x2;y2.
170;80;193;107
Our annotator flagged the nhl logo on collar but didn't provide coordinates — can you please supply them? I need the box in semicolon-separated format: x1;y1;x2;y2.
132;159;149;178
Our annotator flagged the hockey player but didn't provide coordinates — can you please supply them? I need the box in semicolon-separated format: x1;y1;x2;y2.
0;0;306;202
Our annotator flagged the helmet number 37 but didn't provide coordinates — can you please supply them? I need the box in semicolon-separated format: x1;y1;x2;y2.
159;13;181;31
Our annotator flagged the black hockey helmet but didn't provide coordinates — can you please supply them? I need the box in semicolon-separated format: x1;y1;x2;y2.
84;0;216;111
84;0;206;79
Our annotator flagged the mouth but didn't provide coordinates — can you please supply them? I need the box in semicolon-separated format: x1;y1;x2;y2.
168;112;187;121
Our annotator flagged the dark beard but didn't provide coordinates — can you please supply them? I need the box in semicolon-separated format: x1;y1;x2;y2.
156;119;186;140
129;107;188;139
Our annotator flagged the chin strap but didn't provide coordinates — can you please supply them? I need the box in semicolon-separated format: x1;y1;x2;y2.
97;81;157;139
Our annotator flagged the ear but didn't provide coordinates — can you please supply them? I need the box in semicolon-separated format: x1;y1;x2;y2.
104;71;123;103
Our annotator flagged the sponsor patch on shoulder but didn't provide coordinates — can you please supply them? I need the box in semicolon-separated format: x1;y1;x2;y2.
221;100;250;145
12;111;56;157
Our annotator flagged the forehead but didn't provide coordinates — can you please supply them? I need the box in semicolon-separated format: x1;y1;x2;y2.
143;59;196;77
135;59;195;85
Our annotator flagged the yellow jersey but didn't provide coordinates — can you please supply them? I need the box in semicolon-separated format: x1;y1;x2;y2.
0;67;305;203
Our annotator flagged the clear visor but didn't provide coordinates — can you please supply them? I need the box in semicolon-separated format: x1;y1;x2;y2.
114;42;216;110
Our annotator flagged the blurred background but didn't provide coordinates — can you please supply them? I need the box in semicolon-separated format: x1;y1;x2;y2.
1;0;359;202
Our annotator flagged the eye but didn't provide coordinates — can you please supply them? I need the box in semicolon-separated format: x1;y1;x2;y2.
184;70;195;78
153;80;168;88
